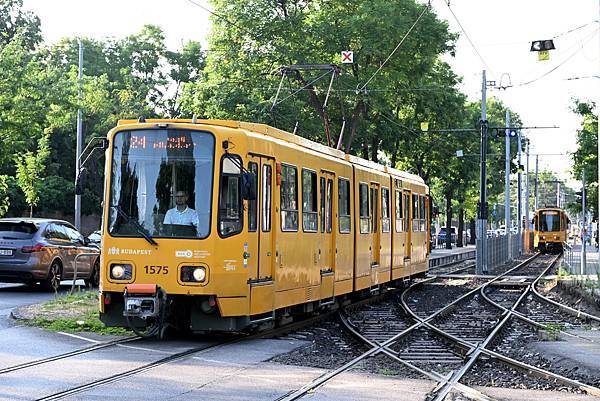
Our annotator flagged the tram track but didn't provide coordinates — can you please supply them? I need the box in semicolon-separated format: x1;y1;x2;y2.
0;336;141;375
278;253;600;401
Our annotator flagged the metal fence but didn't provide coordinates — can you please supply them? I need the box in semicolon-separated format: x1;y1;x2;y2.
479;233;523;272
562;242;599;276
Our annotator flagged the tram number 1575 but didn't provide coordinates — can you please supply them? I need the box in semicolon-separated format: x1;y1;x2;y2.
144;265;169;275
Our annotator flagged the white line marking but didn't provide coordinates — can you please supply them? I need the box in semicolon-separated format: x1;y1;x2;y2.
57;332;100;343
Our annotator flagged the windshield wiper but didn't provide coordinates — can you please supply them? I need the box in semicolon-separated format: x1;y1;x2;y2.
111;205;158;246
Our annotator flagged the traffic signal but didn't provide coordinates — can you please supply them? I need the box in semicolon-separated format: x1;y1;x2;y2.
530;40;555;52
575;191;583;204
493;127;519;138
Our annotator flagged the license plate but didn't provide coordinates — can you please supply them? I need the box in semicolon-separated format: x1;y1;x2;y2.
0;249;13;256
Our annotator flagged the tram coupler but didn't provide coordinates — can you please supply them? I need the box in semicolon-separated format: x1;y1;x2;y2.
123;284;162;319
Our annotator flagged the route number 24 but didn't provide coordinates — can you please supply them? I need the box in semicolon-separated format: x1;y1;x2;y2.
144;265;168;274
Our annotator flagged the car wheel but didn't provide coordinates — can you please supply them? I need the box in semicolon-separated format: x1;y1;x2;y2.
43;261;62;292
85;259;100;288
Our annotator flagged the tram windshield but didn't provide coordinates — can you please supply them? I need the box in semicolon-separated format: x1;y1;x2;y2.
539;211;561;232
108;129;215;239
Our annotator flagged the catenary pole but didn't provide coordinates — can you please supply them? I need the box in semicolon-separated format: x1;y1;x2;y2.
505;110;511;259
74;39;84;231
535;155;539;210
582;169;587;275
517;130;522;254
477;70;488;274
525;145;530;248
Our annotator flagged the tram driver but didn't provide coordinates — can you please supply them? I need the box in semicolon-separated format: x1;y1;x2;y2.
163;190;200;236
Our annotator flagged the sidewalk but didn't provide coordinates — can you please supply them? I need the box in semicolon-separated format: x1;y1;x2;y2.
429;244;476;268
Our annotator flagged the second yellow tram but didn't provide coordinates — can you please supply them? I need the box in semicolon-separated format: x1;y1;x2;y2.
532;207;569;253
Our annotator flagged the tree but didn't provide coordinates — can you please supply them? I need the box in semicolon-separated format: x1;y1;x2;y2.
571;100;598;219
15;130;50;216
0;0;41;50
180;0;457;155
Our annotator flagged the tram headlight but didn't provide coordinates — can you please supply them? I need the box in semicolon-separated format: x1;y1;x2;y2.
110;264;133;280
181;265;207;283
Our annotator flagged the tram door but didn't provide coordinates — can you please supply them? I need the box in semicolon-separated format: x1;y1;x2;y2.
370;183;381;267
403;190;412;261
258;158;275;280
319;172;335;300
246;157;260;281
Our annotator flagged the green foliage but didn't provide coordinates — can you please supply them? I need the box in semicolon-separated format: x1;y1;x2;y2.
571;100;598;219
0;0;41;50
0;175;10;217
15;129;51;214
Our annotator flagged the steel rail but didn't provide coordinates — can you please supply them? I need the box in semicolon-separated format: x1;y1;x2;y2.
338;312;495;401
30;286;395;401
35;339;238;401
531;278;600;322
429;256;559;401
0;336;140;375
278;256;540;401
480;284;597;343
410;254;600;400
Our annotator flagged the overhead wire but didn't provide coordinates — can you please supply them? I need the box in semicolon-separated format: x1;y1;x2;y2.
356;3;431;93
441;0;493;75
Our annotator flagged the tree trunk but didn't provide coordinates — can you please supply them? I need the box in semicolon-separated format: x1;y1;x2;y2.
371;131;379;162
469;219;476;244
445;192;453;250
361;141;369;160
457;208;464;247
344;100;364;153
29;205;33;218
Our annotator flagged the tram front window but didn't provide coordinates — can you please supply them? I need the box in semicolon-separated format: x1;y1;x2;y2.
540;211;561;232
108;129;215;239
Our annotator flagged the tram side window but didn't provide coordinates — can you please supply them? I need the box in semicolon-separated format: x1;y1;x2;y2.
382;188;390;233
359;183;370;234
218;156;243;237
248;162;258;232
370;187;378;233
419;195;426;231
412;194;420;232
281;165;298;231
262;164;272;232
395;190;403;233
339;178;351;233
320;177;326;233
326;178;333;233
302;169;318;232
404;193;410;232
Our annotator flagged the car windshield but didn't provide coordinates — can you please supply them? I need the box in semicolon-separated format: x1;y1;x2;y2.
108;129;215;239
540;211;561;232
0;222;38;239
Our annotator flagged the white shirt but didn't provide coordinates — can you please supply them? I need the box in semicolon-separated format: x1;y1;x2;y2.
163;206;200;229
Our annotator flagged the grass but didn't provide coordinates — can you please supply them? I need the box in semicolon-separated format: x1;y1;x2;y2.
22;290;131;336
543;323;564;341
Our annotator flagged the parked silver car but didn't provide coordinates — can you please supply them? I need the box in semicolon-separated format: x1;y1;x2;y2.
0;218;100;291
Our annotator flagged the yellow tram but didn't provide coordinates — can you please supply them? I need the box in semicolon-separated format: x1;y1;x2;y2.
532;207;569;253
99;119;430;335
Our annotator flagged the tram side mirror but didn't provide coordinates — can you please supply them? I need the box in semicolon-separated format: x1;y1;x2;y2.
242;171;257;200
75;168;87;195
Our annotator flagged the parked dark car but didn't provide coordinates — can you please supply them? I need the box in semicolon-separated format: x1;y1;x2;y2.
0;218;100;291
437;226;457;245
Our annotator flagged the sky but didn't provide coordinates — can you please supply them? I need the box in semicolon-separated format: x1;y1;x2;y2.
22;0;600;188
